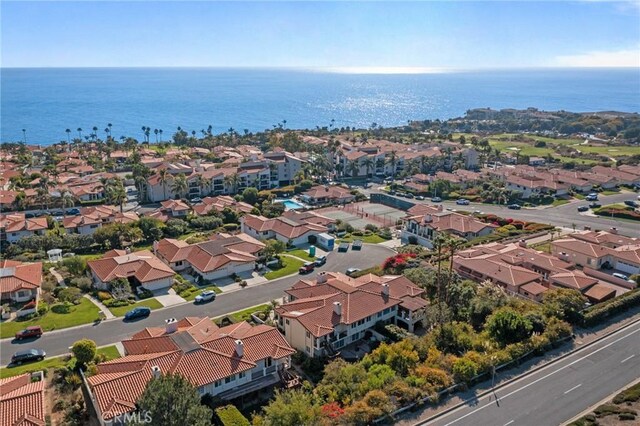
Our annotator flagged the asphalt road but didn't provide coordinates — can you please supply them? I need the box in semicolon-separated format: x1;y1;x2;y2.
0;244;394;366
422;319;640;426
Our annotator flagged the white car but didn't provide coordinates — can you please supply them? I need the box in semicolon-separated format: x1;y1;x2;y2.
194;290;216;304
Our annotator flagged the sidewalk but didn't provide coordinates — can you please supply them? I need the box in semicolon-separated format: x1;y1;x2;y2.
394;306;640;426
83;294;115;320
49;267;67;288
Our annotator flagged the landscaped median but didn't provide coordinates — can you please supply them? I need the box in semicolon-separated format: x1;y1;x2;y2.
592;204;640;221
214;303;271;324
264;256;305;280
108;298;163;317
1;298;101;339
0;345;120;379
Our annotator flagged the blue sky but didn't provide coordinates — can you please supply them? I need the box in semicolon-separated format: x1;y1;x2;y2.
2;1;639;69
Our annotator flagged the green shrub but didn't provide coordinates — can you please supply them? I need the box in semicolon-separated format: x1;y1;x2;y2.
97;291;112;302
37;302;49;316
223;223;239;231
583;288;640;327
215;405;250;426
452;358;479;383
613;382;640;404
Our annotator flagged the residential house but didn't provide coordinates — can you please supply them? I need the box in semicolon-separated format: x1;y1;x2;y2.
400;204;497;248
154;233;264;280
0;213;48;243
192;196;254;216
64;205;138;235
87;317;296;424
275;272;427;357
241;210;336;247
0;259;42;303
300;185;355;205
88;249;175;292
0;372;46;426
148;199;191;222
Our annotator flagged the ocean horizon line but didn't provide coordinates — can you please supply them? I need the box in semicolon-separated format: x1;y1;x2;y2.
2;65;639;75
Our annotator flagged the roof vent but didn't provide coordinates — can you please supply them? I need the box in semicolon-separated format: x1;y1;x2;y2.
609;227;618;234
333;301;342;317
165;318;178;334
518;239;527;248
235;339;244;357
423;214;432;223
317;272;328;284
151;365;161;379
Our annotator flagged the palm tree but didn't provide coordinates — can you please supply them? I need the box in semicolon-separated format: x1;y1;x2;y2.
224;173;240;194
77;128;83;139
363;157;374;181
348;161;359;179
154;129;159;143
61;192;76;217
159;129;163;142
107;123;112;137
22;129;26;143
171;174;188;200
194;175;210;197
65;129;71;143
158;169;170;201
386;150;398;181
92;126;98;140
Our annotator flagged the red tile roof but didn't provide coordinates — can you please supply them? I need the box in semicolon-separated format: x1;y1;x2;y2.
88;317;294;420
0;261;42;296
88;250;174;284
0;213;48;233
0;374;45;426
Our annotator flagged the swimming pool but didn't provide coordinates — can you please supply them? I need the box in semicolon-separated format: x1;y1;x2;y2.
277;199;304;210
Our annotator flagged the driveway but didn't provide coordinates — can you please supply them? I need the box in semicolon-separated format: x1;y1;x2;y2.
0;244;395;366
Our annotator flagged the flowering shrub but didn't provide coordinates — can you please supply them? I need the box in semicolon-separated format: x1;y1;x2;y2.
383;253;417;274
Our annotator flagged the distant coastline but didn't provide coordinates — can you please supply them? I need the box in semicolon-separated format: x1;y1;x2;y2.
2;67;639;144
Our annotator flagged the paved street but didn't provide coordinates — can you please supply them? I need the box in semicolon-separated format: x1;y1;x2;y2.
422;319;640;426
0;244;394;366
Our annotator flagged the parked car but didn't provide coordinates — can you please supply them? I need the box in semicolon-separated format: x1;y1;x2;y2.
585;193;598;201
588;202;601;209
612;272;629;281
415;195;425;200
508;204;521;210
65;208;80;216
11;349;46;365
124;307;151;321
314;255;327;267
51;210;64;217
299;262;315;274
577;206;589;212
624;200;638;208
25;212;36;218
190;197;202;204
194;290;216;304
456;199;470;205
346;267;361;277
352;240;363;250
431;197;442;203
15;326;43;340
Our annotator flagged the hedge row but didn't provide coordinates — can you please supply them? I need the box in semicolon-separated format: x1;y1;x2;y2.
583;288;640;327
214;405;250;426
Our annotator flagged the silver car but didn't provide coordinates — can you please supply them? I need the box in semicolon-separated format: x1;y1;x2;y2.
195;290;216;303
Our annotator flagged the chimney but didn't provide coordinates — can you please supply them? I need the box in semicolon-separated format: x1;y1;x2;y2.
125;247;131;254
151;365;161;379
609;227;618;234
317;272;328;284
382;283;389;296
518;239;527;248
165;318;178;334
437;205;444;212
235;339;244;357
423;214;432;223
333;301;342;317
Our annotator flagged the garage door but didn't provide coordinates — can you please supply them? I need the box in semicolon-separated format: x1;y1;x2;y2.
617;261;639;274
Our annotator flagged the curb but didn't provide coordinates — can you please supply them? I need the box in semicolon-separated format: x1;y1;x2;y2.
414;315;640;425
562;376;640;426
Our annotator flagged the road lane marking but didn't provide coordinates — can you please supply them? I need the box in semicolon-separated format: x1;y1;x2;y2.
621;354;635;363
438;325;640;426
503;421;514;426
563;384;582;394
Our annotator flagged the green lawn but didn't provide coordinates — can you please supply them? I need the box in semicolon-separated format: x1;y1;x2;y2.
601;190;620;196
573;194;586;200
108;298;163;317
552;199;570;207
0;345;120;379
532;242;551;254
184;285;223;301
337;234;388;244
0;298;101;339
215;304;271;323
264;256;305;280
286;249;316;261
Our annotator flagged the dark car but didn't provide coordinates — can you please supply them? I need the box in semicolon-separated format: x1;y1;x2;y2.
589;202;601;209
314;256;327;267
508;204;521;210
124;307;151;321
25;213;36;219
456;199;470;205
15;326;43;340
299;262;315;274
624;200;638;208
65;208;80;216
577;206;589;212
51;210;64;217
11;349;46;365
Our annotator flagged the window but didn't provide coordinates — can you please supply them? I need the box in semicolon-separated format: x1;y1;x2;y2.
285;319;289;325
351;333;359;342
225;375;236;384
90;225;98;229
215;380;222;388
176;261;183;266
306;346;311;354
377;312;382;318
239;372;246;379
366;316;371;322
306;331;311;338
265;357;273;367
351;323;356;329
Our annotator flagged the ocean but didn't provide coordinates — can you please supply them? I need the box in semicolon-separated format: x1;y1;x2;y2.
1;67;639;145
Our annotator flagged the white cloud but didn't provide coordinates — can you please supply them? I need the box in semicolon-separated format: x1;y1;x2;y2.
553;47;640;67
